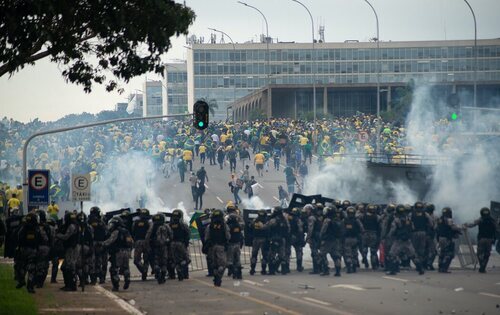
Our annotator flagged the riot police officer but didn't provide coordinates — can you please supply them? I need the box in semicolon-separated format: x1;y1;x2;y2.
16;212;47;293
343;206;364;273
319;206;344;276
103;216;133;291
226;205;244;279
436;207;461;273
266;207;290;275
169;209;191;281
77;212;94;286
424;203;437;270
205;209;230;287
387;205;424;275
249;209;269;275
463;207;499;273
286;207;305;272
35;210;53;288
88;207;108;284
147;213;172;284
381;204;396;271
359;204;381;270
410;202;434;272
57;212;80;291
306;204;323;274
132;208;151;281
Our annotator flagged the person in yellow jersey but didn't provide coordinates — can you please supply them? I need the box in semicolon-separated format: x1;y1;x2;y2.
254;152;265;177
47;201;60;220
183;148;193;172
199;143;207;164
7;193;21;216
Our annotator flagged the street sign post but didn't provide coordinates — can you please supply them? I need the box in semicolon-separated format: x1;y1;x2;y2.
28;169;50;207
71;173;91;202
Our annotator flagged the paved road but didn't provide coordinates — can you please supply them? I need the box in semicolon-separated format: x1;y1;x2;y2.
108;261;500;315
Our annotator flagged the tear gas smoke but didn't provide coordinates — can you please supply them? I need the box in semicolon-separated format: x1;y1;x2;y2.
241;196;271;210
305;82;499;223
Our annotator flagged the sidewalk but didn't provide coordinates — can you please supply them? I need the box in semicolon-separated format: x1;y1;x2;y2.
0;258;140;315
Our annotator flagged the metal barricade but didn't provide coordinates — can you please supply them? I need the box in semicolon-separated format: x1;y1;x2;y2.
456;229;478;269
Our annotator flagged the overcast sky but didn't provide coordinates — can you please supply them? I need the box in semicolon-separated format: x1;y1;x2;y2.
1;0;499;122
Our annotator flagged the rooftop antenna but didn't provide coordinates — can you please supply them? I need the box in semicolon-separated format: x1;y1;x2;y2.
319;20;325;43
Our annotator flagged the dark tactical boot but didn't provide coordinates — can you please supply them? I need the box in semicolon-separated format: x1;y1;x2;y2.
334;266;341;277
227;265;233;277
320;265;330;276
249;263;256;275
297;260;304;272
281;263;287;275
111;279;119;292
183;265;189;280
260;264;267;275
214;275;222;287
90;275;97;285
347;264;354;274
124;275;130;289
16;281;26;289
309;262;320;275
268;263;276;275
362;257;369;269
236;267;243;280
416;263;425;275
27;280;36;294
285;263;291;274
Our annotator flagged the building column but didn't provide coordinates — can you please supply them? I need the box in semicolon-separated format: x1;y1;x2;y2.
323;86;328;116
266;88;272;118
387;86;392;111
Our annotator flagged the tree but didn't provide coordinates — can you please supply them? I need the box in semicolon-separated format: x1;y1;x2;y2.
249;108;267;121
381;79;415;122
0;1;195;92
199;97;218;116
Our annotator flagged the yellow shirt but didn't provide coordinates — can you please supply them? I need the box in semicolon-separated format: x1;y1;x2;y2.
183;150;193;161
7;198;21;209
260;136;269;145
254;153;265;165
220;134;227;143
299;137;308;146
199;145;206;154
47;204;60;216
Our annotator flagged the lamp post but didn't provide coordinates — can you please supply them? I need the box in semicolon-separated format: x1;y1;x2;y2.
463;0;477;111
362;0;381;156
237;1;270;87
209;27;236;121
291;0;317;132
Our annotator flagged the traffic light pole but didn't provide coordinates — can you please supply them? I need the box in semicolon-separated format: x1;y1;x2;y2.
22;113;192;215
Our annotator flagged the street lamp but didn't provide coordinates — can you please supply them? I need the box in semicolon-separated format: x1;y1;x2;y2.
208;27;236;121
362;0;381;156
237;1;270;87
291;0;317;133
462;0;477;111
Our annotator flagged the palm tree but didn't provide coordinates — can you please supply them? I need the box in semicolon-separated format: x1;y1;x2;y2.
198;97;218;116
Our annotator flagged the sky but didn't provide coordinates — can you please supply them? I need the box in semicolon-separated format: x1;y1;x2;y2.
1;0;499;122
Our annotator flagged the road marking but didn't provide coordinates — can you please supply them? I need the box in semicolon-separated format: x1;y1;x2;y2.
94;285;144;315
216;196;224;204
479;292;500;299
240;281;355;315
193;279;300;315
329;284;366;291
243;280;264;287
382;276;409;282
257;183;264;188
273;196;280;202
303;297;331;306
205;183;209;189
39;308;107;313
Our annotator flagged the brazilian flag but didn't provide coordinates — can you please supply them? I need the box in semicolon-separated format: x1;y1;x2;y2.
189;211;203;240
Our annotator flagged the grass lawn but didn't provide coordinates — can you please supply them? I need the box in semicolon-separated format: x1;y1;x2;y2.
0;263;37;315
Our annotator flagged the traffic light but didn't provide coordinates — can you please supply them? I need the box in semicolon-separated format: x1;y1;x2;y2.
193;100;209;130
447;93;460;122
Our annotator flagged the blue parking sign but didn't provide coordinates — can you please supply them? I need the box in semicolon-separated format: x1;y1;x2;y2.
28;169;50;206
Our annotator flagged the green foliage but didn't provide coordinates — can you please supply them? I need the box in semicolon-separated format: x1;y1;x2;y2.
0;264;37;315
381;79;415;122
0;1;195;92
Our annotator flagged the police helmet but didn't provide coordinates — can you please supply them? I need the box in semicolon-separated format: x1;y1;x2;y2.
77;212;87;223
25;212;38;225
303;204;314;213
396;204;406;215
386;204;396;214
257;209;267;218
36;210;47;223
324;206;336;218
211;209;224;220
108;216;124;230
120;210;130;218
356;203;366;212
227;204;237;213
442;207;452;218
10;207;20;216
334;200;342;207
140;208;150;216
90;206;101;217
273;207;283;216
480;207;491;218
414;201;424;211
152;213;165;225
425;203;435;214
172;209;183;221
367;204;377;214
291;207;300;216
346;206;356;217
